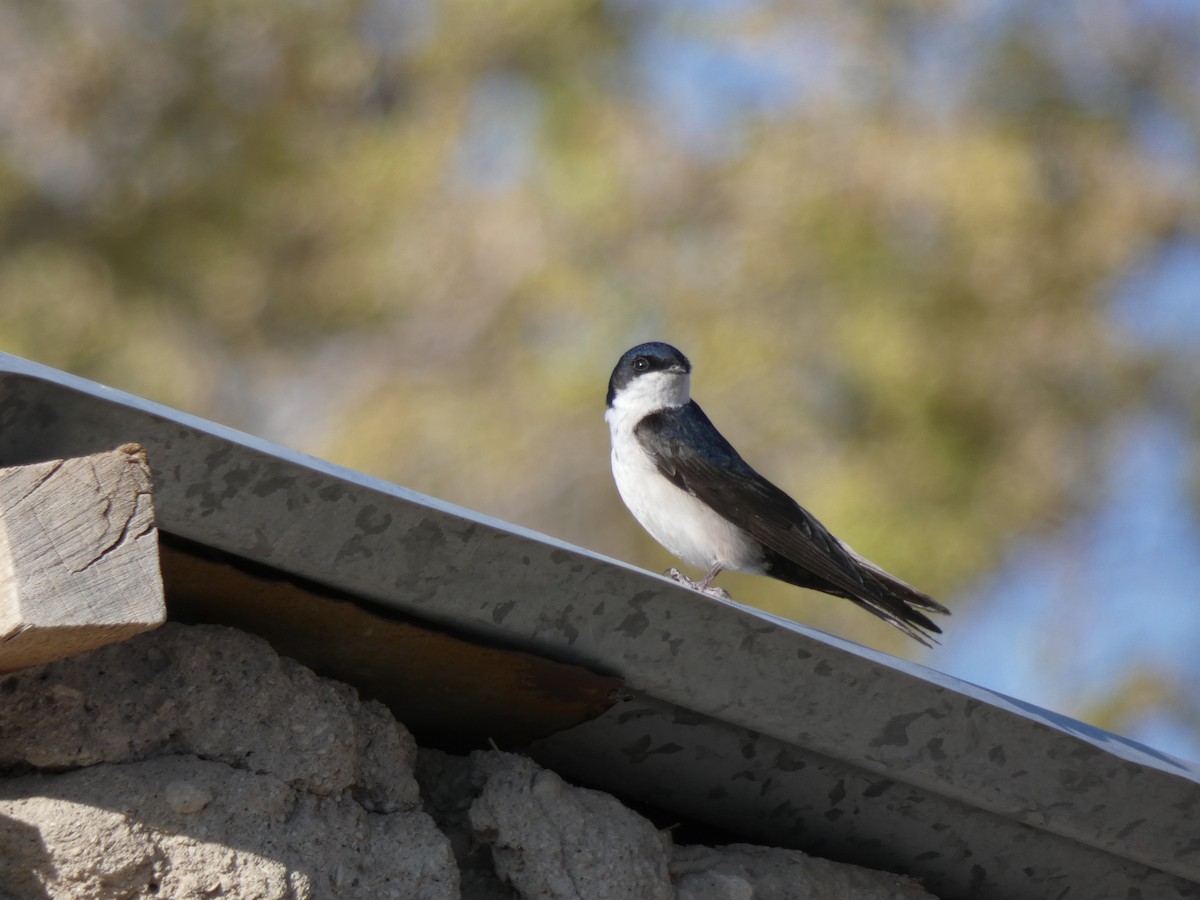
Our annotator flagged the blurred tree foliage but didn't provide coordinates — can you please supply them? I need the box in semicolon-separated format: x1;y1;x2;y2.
1;0;1198;686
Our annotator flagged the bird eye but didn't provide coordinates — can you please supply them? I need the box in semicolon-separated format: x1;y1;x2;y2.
632;356;650;371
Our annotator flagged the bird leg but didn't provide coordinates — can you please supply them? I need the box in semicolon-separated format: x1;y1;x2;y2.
698;563;723;590
664;564;732;600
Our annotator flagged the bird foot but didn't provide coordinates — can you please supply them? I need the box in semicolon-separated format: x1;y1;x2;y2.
664;567;732;600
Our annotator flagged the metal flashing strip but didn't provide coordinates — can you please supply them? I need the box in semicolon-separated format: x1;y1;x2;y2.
1;352;1197;900
530;691;1195;900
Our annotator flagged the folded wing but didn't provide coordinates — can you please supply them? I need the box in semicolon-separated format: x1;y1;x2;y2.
635;403;949;645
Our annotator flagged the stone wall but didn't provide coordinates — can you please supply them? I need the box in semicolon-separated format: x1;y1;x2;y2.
0;624;937;899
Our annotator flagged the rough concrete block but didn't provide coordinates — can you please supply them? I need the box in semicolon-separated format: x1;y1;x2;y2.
469;750;673;900
671;843;938;900
0;622;419;811
0;757;457;900
0;622;455;899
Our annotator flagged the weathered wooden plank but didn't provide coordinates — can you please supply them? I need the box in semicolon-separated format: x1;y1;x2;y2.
0;443;165;672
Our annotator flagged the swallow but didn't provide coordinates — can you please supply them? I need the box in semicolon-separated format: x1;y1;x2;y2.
605;341;949;645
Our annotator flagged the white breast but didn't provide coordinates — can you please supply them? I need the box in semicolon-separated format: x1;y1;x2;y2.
606;391;765;575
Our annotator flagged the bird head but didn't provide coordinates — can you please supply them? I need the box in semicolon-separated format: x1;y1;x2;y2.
606;342;693;414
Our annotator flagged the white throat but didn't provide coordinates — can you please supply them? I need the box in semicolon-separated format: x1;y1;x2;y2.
605;371;691;435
